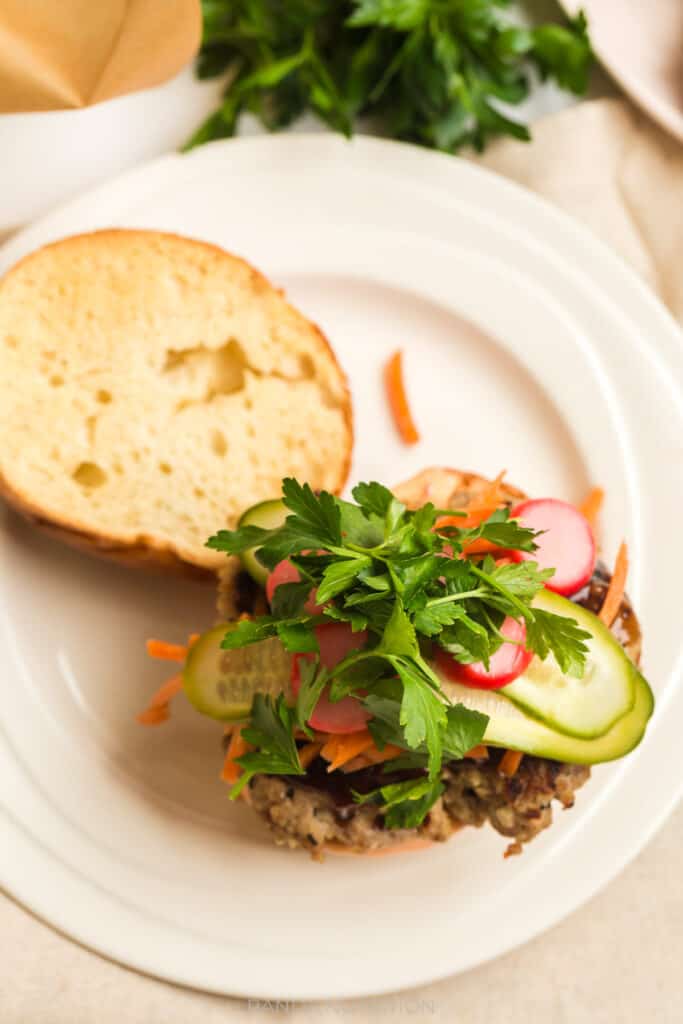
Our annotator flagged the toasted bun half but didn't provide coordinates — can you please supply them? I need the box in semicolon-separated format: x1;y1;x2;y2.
0;230;353;575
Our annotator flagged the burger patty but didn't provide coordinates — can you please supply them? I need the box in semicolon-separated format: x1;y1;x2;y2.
249;753;590;860
246;564;640;859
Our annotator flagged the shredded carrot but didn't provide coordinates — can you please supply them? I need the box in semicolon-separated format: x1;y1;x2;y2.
137;705;171;726
320;730;375;773
461;537;502;556
435;506;497;531
499;749;523;777
435;476;508;537
298;741;323;769
221;727;250;784
384;349;420;445
188;632;200;647
436;500;507;556
136;673;183;726
599;541;628;627
146;639;188;662
346;742;403;770
579;486;604;529
465;745;489;760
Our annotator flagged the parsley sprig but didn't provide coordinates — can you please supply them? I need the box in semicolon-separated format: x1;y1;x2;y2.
189;1;591;153
208;478;590;826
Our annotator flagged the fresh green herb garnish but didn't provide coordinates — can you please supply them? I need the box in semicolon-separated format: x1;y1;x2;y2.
230;694;304;797
353;777;446;830
189;1;591;154
208;477;591;826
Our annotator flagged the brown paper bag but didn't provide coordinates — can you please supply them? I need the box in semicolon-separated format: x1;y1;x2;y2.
0;0;201;113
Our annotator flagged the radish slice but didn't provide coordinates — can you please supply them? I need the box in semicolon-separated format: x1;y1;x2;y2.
291;624;370;734
435;617;532;690
510;498;596;596
266;559;300;603
266;559;324;615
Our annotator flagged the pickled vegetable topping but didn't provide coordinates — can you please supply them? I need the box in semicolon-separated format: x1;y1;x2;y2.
206;478;596;820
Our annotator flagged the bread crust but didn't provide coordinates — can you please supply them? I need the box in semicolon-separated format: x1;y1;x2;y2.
0;229;353;576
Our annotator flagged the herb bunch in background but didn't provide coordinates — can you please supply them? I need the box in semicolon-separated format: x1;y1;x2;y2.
188;0;591;153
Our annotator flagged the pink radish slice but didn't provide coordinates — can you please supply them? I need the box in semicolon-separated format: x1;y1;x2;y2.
266;559;324;615
435;616;532;689
291;624;370;734
510;498;596;596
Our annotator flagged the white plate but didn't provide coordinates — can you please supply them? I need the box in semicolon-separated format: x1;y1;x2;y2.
1;135;682;1001
561;0;683;141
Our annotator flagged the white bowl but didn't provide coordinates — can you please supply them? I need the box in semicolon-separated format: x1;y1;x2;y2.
0;66;224;233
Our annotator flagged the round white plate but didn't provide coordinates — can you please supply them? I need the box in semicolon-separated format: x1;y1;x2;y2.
1;135;682;1001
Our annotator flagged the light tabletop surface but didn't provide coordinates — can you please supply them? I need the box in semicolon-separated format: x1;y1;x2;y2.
2;35;682;1022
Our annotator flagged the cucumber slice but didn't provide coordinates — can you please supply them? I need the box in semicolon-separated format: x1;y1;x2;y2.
238;499;287;585
184;605;654;763
183;623;292;721
440;670;653;765
500;590;636;738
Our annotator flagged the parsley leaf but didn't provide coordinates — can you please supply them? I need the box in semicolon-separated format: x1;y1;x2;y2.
316;554;372;603
353;776;445;830
276;621;319;653
282;478;341;548
376;598;419;658
206;524;274;554
456;507;538;553
389;656;445;778
352;480;395;517
413;600;467;636
220;618;279;649
526;608;591;677
294;658;328;732
188;2;592;155
323;604;370;632
442;703;488;759
487;559;555;599
231;694;303;797
270;580;313;618
220;615;318;653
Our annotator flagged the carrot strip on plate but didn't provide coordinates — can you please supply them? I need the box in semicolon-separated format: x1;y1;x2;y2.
137;705;171;726
221;727;250;783
136;673;183;726
146;639;188;662
499;749;523;776
599;541;628;627
320;730;375;773
579;486;604;529
384;349;420;445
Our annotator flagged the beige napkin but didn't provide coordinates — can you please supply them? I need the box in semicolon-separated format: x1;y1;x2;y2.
472;98;683;324
0;0;201;112
1;97;682;1023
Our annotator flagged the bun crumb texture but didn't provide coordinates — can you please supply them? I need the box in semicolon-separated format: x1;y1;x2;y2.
0;230;353;573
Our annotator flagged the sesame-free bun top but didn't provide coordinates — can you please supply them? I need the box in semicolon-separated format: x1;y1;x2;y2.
0;230;353;573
